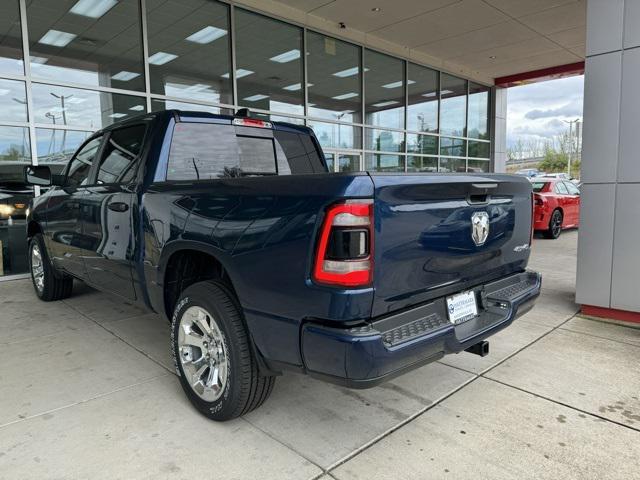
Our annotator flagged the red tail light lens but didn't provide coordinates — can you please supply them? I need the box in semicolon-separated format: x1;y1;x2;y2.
530;192;535;245
232;118;272;128
313;201;373;287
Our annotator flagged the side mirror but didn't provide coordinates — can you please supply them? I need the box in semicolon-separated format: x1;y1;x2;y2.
24;165;53;186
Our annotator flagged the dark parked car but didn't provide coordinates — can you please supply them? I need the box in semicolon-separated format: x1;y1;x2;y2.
532;179;581;239
25;110;541;421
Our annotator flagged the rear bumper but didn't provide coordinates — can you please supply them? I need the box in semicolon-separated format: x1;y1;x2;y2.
301;270;541;388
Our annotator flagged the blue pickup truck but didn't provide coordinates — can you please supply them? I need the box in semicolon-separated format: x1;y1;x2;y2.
24;110;541;421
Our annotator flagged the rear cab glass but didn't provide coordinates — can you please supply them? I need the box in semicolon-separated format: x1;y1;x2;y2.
166;122;325;181
531;182;549;193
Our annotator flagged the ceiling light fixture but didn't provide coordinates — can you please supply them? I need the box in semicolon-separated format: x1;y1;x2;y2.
332;92;359;100
372;100;399;107
38;30;77;47
108;112;127;118
185;26;227;44
111;71;140;81
0;89;10;96
243;94;269;102
69;0;117;19
269;49;300;63
382;80;415;89
372;7;381;12
221;69;254;79
282;82;314;91
333;66;369;77
148;52;178;65
489;55;497;59
129;105;145;111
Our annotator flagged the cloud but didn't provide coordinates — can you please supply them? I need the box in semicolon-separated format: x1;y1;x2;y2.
524;102;583;120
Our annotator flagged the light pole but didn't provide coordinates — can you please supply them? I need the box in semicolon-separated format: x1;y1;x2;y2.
50;92;73;153
563;118;580;177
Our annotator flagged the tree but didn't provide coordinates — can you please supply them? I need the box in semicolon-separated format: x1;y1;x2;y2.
538;143;569;173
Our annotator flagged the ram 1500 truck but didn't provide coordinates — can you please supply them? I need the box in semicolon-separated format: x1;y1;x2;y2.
24;110;541;421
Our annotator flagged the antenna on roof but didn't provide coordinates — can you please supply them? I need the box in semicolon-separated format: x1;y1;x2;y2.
235;108;251;118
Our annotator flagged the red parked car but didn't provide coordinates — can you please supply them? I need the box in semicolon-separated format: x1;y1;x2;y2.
532;179;581;239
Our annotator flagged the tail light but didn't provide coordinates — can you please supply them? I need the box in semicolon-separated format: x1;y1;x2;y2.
232;117;272;128
534;194;544;206
313;201;373;288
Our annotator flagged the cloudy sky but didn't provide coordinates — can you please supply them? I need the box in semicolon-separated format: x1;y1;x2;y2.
506;75;584;149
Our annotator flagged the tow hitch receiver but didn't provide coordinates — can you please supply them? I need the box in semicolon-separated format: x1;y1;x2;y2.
465;340;489;357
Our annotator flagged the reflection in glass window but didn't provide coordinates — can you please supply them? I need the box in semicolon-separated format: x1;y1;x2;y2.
0;126;30;162
468;83;489;140
365;153;404;172
407;156;437;172
324;153;335;172
66;136;102;187
338;154;360;172
468;140;490;159
0;0;23;75
307;120;361;150
364;50;404;129
440;73;467;137
406;133;437;155
97;125;146;184
407;63;438;133
26;0;145;91
151;98;224;115
147;0;232;105
440;137;466;157
440;157;466;173
32;84;147;129
307;31;361;123
468;159;490;173
235;9;303;115
365;128;403;152
0;79;28;123
36;128;90;165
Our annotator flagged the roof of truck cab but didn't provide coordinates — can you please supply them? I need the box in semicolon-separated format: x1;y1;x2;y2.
100;109;312;135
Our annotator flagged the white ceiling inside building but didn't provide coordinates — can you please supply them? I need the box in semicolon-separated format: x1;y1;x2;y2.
260;0;586;84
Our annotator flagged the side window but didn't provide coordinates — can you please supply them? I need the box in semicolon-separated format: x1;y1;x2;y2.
565;182;580;195
167;123;239;180
555;182;569;195
96;125;146;184
66;136;103;187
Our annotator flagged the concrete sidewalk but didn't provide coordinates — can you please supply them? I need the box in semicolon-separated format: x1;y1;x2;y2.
1;230;639;479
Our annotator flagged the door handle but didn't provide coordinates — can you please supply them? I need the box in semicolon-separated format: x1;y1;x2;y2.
107;202;129;213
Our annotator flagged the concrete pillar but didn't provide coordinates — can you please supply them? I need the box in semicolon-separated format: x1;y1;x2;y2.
576;0;640;320
491;87;507;173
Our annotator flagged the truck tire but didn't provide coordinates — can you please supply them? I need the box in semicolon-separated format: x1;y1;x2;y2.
28;233;73;301
544;209;563;239
171;280;275;421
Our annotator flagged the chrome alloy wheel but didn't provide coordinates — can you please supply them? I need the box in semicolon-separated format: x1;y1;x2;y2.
178;306;228;402
31;243;45;294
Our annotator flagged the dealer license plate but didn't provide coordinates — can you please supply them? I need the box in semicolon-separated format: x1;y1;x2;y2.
446;290;478;325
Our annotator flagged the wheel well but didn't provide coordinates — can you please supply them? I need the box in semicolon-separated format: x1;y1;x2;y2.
27;221;42;239
163;249;236;320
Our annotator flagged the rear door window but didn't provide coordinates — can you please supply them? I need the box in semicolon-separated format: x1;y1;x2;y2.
565;182;580;195
166;122;324;181
96;125;146;184
531;182;548;192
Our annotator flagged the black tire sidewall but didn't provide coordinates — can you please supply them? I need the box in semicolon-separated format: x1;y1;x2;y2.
171;282;247;421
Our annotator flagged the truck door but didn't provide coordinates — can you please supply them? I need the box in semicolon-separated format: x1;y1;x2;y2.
81;124;146;301
45;135;103;279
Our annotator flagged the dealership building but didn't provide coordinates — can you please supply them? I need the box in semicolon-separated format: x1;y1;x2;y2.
0;0;638;322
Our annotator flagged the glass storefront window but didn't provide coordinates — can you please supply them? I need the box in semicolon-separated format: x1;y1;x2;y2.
0;0;23;75
0;126;30;163
35;128;90;165
308;120;361;150
32;84;147;129
234;9;303;115
440;137;466;157
407;155;438;173
365;153;404;172
307;31;361;123
151;98;225;115
0;79;28;123
26;0;145;91
364;50;404;130
440;73;467;137
365;128;403;153
406;133;437;155
440;157;466;173
338;154;360;172
146;0;232;105
468;82;489;140
407;63;438;133
468;140;490;159
468;159;490;173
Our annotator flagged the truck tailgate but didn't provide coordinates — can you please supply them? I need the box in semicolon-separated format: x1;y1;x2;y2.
370;173;533;317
